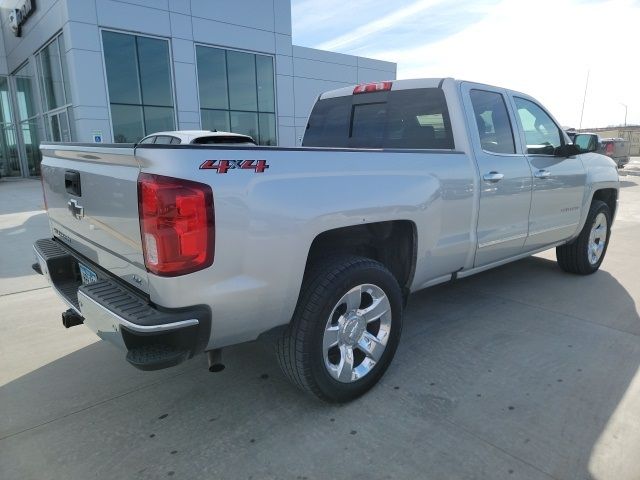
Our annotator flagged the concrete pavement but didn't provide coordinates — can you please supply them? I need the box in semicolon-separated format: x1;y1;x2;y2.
1;164;640;480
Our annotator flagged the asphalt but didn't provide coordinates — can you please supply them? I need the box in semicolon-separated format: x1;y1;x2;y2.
1;161;640;480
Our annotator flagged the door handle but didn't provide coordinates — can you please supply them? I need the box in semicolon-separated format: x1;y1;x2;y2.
534;169;551;179
482;171;504;183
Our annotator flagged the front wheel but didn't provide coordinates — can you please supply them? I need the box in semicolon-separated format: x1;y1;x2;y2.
276;256;403;402
556;200;611;275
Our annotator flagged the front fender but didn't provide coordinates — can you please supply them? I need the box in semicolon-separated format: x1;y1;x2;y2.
574;152;619;237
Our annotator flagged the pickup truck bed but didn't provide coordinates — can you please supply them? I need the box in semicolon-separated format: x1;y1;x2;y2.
34;78;620;402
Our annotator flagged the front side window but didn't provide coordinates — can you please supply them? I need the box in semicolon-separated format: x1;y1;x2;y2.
469;90;515;154
514;97;562;155
196;46;276;145
304;88;454;149
102;31;175;143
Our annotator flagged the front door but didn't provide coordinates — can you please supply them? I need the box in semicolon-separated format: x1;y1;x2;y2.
510;96;587;249
461;84;533;267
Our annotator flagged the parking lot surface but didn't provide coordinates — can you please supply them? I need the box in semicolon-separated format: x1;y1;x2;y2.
2;161;640;480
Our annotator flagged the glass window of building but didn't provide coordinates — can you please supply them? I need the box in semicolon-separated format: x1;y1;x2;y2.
0;76;21;177
14;62;42;176
196;46;276;145
102;31;176;143
36;32;73;144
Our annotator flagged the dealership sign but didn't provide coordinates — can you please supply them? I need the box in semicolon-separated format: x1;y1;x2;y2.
9;0;36;37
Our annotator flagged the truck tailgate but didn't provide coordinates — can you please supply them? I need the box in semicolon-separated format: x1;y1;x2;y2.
40;144;149;294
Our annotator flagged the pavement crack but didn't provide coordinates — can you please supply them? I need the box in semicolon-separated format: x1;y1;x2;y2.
0;286;51;298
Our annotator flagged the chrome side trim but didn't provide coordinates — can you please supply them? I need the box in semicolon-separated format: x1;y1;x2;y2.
528;222;579;237
77;290;199;333
478;233;527;249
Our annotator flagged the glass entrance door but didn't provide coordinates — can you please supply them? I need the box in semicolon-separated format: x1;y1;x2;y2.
14;62;42;176
0;76;21;177
0;63;44;178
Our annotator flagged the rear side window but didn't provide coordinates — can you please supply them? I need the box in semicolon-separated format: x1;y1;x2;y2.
469;90;516;154
303;88;454;149
154;135;176;144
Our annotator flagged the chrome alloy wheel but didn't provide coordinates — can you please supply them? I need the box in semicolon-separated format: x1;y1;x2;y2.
588;212;608;265
322;284;392;383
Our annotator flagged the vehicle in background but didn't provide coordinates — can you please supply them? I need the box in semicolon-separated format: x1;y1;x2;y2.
138;130;256;146
33;78;619;402
572;132;629;168
600;137;630;168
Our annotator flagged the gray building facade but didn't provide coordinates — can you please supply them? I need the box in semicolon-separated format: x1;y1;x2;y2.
0;0;396;177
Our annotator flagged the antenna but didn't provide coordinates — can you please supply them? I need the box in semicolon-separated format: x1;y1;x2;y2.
579;70;590;129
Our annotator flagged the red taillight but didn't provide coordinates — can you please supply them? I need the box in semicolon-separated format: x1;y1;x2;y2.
353;81;393;94
605;142;614;155
138;173;215;277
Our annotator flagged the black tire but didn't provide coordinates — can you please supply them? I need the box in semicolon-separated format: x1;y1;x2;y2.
556;200;611;275
276;255;403;402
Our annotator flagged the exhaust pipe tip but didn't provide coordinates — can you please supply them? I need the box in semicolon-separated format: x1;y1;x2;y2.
207;349;225;373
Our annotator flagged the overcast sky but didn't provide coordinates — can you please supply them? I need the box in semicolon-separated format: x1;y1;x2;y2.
291;0;640;129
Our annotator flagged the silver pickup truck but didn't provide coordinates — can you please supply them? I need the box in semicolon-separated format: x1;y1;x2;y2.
33;78;619;402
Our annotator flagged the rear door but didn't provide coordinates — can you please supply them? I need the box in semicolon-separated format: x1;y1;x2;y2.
40;144;149;293
509;95;587;250
461;83;533;267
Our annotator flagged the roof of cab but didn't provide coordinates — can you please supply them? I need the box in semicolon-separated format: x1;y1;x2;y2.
318;78;448;100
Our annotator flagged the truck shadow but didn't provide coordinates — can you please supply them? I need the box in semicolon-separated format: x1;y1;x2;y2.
0;212;49;280
1;255;638;479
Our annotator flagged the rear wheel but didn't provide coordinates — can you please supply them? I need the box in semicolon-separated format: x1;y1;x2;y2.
556;200;611;275
276;256;403;402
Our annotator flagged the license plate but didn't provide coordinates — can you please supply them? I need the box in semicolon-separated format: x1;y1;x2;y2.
79;263;98;285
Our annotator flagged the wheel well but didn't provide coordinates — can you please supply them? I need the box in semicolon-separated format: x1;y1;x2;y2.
592;188;617;218
305;221;417;293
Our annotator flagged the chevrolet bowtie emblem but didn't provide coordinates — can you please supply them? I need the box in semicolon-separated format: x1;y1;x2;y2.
68;199;84;220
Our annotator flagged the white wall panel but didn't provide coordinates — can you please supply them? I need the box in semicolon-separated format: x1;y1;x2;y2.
96;0;171;37
170;12;193;40
192;17;275;53
173;61;199;112
190;0;274;32
168;0;190;14
172;38;194;63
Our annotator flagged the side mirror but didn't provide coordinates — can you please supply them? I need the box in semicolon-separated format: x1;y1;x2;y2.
573;134;599;153
555;143;581;157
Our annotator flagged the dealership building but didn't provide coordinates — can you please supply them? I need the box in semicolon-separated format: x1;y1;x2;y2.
0;0;396;178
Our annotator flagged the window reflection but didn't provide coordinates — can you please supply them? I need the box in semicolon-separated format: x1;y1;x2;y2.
102;31;175;142
14;62;42;175
36;32;73;146
0;76;21;178
196;46;276;145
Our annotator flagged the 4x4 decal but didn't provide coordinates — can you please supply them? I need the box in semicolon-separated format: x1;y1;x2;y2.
199;160;270;173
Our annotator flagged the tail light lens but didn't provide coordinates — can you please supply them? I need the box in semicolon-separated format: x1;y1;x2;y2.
138;173;214;277
605;143;614;155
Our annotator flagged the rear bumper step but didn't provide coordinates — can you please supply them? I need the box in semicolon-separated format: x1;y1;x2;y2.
33;238;211;370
